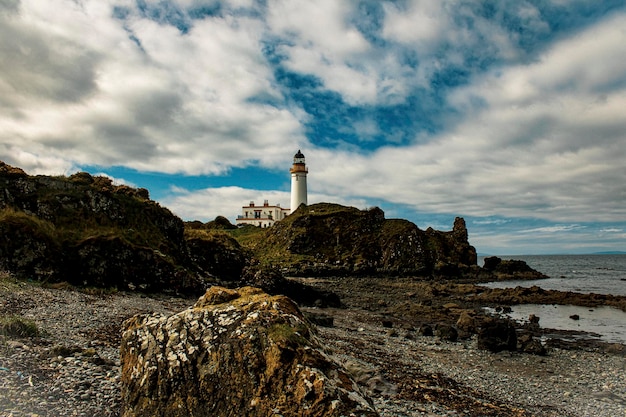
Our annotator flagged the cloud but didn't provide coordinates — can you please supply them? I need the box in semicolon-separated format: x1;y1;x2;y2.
518;225;585;234
266;0;379;106
600;228;623;233
307;11;626;224
472;219;511;226
0;0;306;175
162;184;368;222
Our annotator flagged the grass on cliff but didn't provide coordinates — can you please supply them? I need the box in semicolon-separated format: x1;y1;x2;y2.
0;207;165;259
0;208;58;239
1;174;178;252
223;225;267;249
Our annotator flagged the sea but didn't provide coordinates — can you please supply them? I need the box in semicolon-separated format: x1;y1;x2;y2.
478;254;626;344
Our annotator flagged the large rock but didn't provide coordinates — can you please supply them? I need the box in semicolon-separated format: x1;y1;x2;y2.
120;286;379;417
477;318;517;353
482;256;547;280
239;265;342;308
0;210;61;280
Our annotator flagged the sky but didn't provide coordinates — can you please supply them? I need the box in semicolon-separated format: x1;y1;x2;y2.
1;0;625;255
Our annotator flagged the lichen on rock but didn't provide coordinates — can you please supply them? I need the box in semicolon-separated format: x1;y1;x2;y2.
120;286;379;417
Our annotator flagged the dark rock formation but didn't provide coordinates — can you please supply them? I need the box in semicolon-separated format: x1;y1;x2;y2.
435;324;458;342
0;210;61;280
120;286;379;417
251;203;477;277
239;264;342;308
67;235;203;294
426;217;478;276
186;231;249;282
518;333;547;356
185;215;238;230
482;256;548;280
456;311;478;335
418;324;434;336
477;318;517;353
0;161;210;293
473;285;626;312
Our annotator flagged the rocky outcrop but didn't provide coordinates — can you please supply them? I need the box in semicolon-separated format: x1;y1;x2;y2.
0;210;61;280
477;318;517;353
473;285;626;312
252;203;478;277
482;256;548;280
0;161;210;293
0;162;282;294
120;286;379;417
425;217;478;275
186;231;249;282
239;264;341;307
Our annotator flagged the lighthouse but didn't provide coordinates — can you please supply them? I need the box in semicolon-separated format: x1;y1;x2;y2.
290;150;308;214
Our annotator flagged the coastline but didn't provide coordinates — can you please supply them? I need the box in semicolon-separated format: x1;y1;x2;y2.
479;254;626;296
1;274;625;416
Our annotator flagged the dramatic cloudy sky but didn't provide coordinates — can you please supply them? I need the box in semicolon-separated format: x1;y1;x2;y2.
2;0;625;255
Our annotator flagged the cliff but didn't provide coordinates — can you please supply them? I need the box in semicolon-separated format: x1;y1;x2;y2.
243;203;478;277
0;161;539;292
0;161;210;293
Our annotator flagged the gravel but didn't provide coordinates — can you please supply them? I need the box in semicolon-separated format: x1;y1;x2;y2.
312;307;626;417
1;277;625;417
1;279;192;417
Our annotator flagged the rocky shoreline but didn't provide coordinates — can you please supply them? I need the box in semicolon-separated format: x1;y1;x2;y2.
1;274;625;417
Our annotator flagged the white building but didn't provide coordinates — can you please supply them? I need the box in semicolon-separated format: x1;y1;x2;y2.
235;150;309;227
290;150;308;214
236;200;290;228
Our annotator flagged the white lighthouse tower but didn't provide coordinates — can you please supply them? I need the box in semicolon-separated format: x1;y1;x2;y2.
290;150;308;214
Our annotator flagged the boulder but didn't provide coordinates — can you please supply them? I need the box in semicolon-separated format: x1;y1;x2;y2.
435;324;458;342
456;311;477;334
518;333;547;356
418;324;434;336
477;318;517;353
239;265;342;308
186;232;249;281
120;286;379;417
0;211;61;280
482;256;547;280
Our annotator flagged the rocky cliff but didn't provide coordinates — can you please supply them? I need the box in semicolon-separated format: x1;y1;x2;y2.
1;161;541;292
0;162;213;293
246;203;478;277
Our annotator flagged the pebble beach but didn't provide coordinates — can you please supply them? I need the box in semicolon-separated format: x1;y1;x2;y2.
1;274;625;417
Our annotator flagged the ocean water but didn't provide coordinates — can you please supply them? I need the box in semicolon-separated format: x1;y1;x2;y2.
484;304;626;344
479;254;626;296
479;254;626;343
